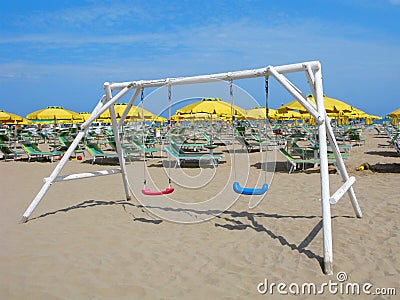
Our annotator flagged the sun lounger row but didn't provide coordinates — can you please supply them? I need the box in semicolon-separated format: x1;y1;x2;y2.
165;141;223;168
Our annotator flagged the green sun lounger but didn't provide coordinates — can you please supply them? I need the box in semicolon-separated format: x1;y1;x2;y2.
278;148;336;174
0;143;25;161
22;142;62;162
59;135;86;158
85;142;139;164
165;142;223;168
129;137;161;158
235;135;260;152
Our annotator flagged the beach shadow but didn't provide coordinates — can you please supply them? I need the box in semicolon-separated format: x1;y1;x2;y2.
127;201;355;272
28;198;357;272
16;157;55;163
214;212;324;269
223;148;252;154
377;143;394;148
365;151;399;158
253;161;337;174
214;212;354;272
29;199;164;225
81;158;120;165
121;201;163;224
253;161;289;173
81;156;142;165
155;159;225;168
368;163;400;173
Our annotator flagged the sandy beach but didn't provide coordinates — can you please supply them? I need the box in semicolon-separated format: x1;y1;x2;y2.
1;129;399;299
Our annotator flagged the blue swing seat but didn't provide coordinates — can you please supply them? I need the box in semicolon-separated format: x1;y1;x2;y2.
233;182;269;195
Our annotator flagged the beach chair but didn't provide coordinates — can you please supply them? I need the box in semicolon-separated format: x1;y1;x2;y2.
386;131;400;148
22;142;62;162
374;125;384;135
170;136;207;151
0;134;12;144
306;139;351;160
165;142;223;168
85;142;121;164
128;137;161;158
59;135;86;158
291;141;315;160
0;143;25;161
200;132;212;144
348;131;366;146
235;134;260;152
278;148;336;174
395;141;400;154
135;133;157;148
249;133;278;151
106;136;134;152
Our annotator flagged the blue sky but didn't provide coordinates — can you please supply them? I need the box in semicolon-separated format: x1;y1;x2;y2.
1;0;399;117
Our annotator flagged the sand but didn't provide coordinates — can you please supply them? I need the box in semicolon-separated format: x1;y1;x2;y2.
0;129;399;299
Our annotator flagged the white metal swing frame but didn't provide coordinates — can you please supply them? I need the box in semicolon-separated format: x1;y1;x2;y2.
20;60;362;275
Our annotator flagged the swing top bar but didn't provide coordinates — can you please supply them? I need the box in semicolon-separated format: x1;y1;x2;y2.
81;61;323;130
108;61;321;91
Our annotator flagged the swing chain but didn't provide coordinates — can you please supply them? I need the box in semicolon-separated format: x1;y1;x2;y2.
265;74;269;123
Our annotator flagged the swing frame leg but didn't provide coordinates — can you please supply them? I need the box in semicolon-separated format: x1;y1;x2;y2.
105;83;131;201
20;95;110;223
314;67;333;275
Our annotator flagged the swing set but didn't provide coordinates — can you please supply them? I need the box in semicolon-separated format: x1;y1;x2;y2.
20;61;362;275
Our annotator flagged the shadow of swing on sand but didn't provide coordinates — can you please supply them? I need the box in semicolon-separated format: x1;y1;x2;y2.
29;199;356;272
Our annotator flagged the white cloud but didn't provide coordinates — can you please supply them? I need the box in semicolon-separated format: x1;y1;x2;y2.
2;9;400;116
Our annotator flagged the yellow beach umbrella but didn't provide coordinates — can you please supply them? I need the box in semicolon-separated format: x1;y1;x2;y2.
177;112;210;120
27;106;84;124
278;95;354;114
273;110;302;120
172;112;223;123
0;110;31;124
369;115;382;120
245;107;277;120
175;98;247;120
127;105;159;121
389;108;400;118
389;108;400;126
343;108;368;119
171;114;182;122
344;108;382;123
78;112;91;121
99;103;158;121
153;116;167;124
